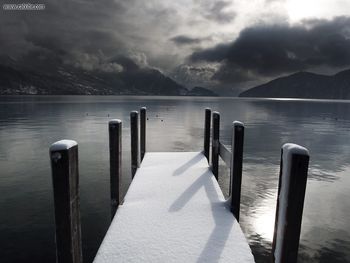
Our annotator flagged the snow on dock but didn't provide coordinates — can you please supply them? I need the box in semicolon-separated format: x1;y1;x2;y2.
49;108;309;263
94;152;254;263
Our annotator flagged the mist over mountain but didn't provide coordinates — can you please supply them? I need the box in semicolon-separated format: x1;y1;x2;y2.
187;86;218;96
239;69;350;99
0;56;216;96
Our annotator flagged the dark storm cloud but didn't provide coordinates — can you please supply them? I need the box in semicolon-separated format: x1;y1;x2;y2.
170;35;203;45
211;63;255;83
1;0;186;73
190;43;231;62
2;0;350;91
0;0;241;74
190;16;350;83
170;35;210;46
3;0;241;73
0;0;128;70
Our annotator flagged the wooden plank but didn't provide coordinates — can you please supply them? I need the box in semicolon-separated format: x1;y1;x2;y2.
219;141;231;166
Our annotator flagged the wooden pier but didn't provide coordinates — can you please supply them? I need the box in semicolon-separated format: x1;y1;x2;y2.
94;151;254;262
49;107;310;263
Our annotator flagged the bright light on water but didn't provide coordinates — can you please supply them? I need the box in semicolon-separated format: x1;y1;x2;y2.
252;200;276;243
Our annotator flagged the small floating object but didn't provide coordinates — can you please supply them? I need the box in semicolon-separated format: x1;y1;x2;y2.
147;118;149;120
161;119;163;122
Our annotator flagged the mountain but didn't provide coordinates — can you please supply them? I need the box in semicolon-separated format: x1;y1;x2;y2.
0;57;214;96
239;69;350;99
0;65;187;96
187;86;218;96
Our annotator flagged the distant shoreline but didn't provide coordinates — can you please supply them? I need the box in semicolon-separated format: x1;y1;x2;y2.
2;94;350;104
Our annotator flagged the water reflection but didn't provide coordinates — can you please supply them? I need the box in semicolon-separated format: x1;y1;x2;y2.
299;237;350;262
0;96;350;262
246;99;350;178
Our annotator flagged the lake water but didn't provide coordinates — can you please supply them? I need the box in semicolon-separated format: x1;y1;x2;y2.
0;95;350;263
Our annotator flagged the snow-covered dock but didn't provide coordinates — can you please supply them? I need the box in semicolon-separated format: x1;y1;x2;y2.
49;107;310;263
93;152;254;262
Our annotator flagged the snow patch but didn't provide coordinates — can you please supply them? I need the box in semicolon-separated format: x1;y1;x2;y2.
50;140;77;152
233;121;244;127
109;119;122;124
282;143;309;157
94;152;254;262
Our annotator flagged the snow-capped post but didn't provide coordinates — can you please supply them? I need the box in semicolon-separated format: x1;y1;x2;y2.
130;111;139;178
272;143;310;263
109;119;122;219
49;140;82;263
230;121;244;222
204;108;211;162
212;111;220;180
140;107;146;162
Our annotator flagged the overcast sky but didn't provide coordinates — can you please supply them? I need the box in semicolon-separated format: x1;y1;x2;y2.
1;0;350;93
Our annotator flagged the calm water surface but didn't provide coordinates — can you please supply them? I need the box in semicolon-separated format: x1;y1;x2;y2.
0;96;349;262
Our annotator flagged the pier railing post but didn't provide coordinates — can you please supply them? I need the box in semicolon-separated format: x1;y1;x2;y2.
109;119;122;219
49;140;82;263
140;107;146;162
212;111;220;180
272;143;309;263
204;108;211;162
130;111;139;178
230;121;244;222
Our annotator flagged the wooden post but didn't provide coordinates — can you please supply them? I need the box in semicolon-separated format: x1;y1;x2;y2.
49;140;82;263
211;111;220;180
230;121;244;222
109;119;122;219
204;108;211;162
272;143;309;263
130;111;139;178
140;107;146;162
